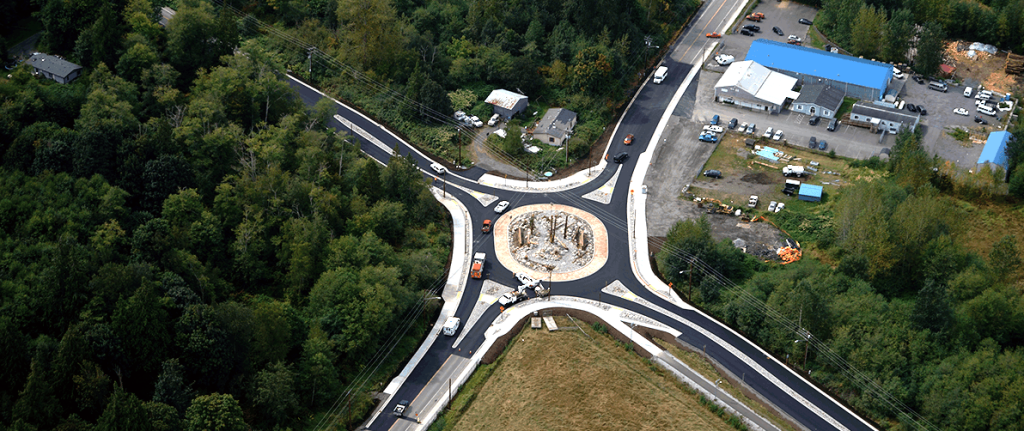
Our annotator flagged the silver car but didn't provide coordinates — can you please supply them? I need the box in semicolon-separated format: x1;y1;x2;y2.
494;201;510;213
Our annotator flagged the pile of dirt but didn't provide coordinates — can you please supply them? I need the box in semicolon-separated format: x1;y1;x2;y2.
945;40;1020;94
740;172;775;185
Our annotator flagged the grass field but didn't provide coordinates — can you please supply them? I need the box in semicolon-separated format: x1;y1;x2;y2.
434;317;741;431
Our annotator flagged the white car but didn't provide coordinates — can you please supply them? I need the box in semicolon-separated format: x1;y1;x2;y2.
788;35;802;42
775;202;785;213
738;122;748;133
768;201;778;212
703;125;724;134
714;54;735;66
487;113;500;126
762;127;774;138
470;116;483;128
892;66;905;79
773;130;784;141
494;201;510;213
430;162;447;175
953;107;969;116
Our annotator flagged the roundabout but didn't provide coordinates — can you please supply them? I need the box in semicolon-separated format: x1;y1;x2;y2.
492;203;608;282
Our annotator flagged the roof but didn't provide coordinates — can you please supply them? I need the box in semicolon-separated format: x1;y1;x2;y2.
25;53;82;78
978;131;1011;167
485;89;528;110
536;108;577;139
851;102;919;125
745;39;892;95
794;85;844;111
716;61;799;106
755;146;781;162
159;7;177;27
798;184;823;198
939;64;956;75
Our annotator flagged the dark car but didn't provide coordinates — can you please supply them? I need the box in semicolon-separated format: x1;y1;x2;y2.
799;18;813;25
728;118;738;129
975;116;989;124
818;140;828;151
743;25;760;32
773;26;784;36
612;152;629;163
624;134;634;145
919;107;928;115
912;75;925;84
740;29;754;36
809;115;820;126
711;114;720;125
906;103;917;112
809;137;817;148
827;118;839;131
703;169;722;178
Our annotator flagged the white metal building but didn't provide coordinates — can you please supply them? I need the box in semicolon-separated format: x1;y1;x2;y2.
714;61;799;114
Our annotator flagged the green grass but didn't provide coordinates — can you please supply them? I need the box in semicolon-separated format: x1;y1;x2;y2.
835;97;856;118
3;17;43;47
805;26;825;50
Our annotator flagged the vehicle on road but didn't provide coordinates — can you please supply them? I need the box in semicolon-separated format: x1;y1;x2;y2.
784;165;807;177
613;152;629;163
706;32;722;38
768;201;778;212
728;118;738;129
498;291;528;307
393;400;410;417
953;107;969;116
743;25;760;32
748;195;758;208
442;317;461;336
714;54;735;65
703;169;722;178
827;119;839;131
470;253;486;278
762;126;774;138
711;114;720;125
430;162;447;175
698;133;719;143
964;87;973;97
809;116;820;126
494;201;510;213
773;129;783;141
975;116;989;124
773;26;784;35
482;219;492;233
775;202;785;213
798;18;812;25
653;66;668;84
624;134;634;145
818;140;828;150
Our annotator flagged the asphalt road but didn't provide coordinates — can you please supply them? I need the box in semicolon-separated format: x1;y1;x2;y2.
283;0;879;428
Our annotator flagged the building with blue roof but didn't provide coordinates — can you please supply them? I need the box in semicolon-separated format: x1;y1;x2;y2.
978;131;1012;170
798;184;823;202
745;39;893;101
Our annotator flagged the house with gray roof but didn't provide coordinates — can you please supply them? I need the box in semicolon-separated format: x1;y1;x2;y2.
25;53;83;84
485;89;528;118
790;85;845;119
850;102;920;134
533;108;577;147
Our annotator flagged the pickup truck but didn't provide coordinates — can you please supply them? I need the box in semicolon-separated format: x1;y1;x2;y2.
748;195;758;208
498;291;528;307
393;400;409;417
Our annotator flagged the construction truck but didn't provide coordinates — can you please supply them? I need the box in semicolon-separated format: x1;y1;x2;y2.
534;283;550;298
470;253;485;279
393;400;409;417
498;291;528;307
782;165;807;177
442;317;460;336
777;239;802;264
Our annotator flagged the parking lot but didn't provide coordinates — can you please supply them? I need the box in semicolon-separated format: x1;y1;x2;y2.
694;0;997;166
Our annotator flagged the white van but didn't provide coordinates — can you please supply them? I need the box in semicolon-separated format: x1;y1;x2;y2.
928;81;948;92
442;317;461;336
653;66;668;84
964;87;973;97
977;90;993;100
977;104;997;117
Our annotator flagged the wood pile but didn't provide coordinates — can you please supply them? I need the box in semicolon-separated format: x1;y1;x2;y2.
1005;52;1024;75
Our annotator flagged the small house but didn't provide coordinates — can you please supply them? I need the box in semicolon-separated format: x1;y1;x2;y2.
798;184;823;202
533;108;577;147
25;53;83;84
485;89;528;119
850;102;920;134
790;85;844;119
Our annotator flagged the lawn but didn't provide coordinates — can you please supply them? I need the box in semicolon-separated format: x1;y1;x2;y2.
434;317;741;431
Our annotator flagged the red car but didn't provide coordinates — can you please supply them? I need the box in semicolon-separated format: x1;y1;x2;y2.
624;134;634;145
706;32;722;38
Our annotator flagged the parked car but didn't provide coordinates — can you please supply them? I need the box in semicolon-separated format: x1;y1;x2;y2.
964;87;973;97
788;35;802;42
740;29;754;36
773;130;783;141
494;201;510;213
906;103;917;112
773;26;784;36
818;140;828;150
703;125;724;134
774;202;785;213
711;115;720;125
698;134;719;143
488;113;500;126
703;169;722;178
739;122;748;133
728;118;738;129
746;123;756;134
798;18;813;25
768;201;778;212
919;107;927;115
953;107;969;116
624;134;634;145
612;152;629;163
743;25;761;32
912;75;925;84
809;116;820;126
809;136;817;148
715;54;736;65
470;116;483;127
762;127;774;139
975;116;989;124
827;118;839;131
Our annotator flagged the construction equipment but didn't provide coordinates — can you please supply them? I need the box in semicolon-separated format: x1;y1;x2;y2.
777;239;802;264
470;253;485;279
498;291;528;307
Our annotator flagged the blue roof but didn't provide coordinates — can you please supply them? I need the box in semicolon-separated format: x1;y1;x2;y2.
978;131;1011;167
745;39;891;96
798;184;823;198
756;146;780;162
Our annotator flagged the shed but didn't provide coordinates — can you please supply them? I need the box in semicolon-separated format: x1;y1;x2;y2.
485;89;528;118
532;108;577;147
977;130;1011;170
798;184;823;202
25;53;83;84
745;39;892;101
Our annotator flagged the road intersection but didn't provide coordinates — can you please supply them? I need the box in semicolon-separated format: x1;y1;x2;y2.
285;0;880;430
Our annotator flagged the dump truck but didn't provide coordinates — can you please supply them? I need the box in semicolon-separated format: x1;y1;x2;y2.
470;253;485;279
782;165;807;177
498;291;528;307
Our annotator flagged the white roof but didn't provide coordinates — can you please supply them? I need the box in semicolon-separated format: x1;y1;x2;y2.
485;89;528;109
715;60;799;106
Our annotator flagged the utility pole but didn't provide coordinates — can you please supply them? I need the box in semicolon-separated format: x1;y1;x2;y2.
307;47;314;75
456;126;461;169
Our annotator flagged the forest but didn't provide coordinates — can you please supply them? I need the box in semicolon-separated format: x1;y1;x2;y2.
0;0;463;430
657;129;1024;430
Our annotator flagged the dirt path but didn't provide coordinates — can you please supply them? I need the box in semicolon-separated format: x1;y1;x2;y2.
466;131;529;178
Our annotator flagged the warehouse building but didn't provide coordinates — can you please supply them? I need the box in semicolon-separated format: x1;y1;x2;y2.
978;131;1012;171
714;60;799;114
485;89;529;118
745;39;892;101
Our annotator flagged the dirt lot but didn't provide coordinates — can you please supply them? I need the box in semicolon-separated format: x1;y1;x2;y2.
446;317;737;431
944;41;1022;94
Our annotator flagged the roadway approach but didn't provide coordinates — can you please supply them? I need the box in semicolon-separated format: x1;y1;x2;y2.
284;0;880;429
